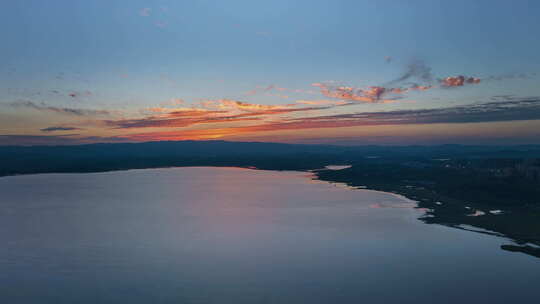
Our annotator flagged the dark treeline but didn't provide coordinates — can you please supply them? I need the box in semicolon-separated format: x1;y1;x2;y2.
3;140;540;176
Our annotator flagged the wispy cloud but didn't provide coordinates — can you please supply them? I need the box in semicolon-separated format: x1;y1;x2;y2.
6;88;94;100
311;83;429;103
139;8;151;16
12;95;536;144
105;109;257;129
68;90;93;98
245;85;275;96
485;72;537;81
0;135;131;146
387;59;433;85
295;100;350;106
270;96;540;129
312;59;482;103
115;97;540;142
201;99;290;112
40;126;82;132
105;100;331;129
155;21;168;28
138;7;170;28
5;100;110;116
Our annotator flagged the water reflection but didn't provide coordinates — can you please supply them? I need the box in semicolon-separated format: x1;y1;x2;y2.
1;167;538;303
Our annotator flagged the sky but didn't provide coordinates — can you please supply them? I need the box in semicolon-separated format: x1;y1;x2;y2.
1;0;540;145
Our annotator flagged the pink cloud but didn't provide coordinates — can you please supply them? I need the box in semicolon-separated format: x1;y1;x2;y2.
440;75;481;87
296;100;350;106
312;83;405;103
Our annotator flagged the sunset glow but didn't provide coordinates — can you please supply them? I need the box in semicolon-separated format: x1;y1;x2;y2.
1;1;539;145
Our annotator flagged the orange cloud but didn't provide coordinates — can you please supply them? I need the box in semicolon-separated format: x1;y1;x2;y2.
106;99;333;129
312;83;377;102
312;83;418;103
106;109;258;129
440;75;481;87
203;99;291;112
312;60;483;102
120;97;540;140
313;74;478;102
296;100;350;106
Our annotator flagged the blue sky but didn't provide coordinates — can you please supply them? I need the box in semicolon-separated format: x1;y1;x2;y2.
1;0;540;145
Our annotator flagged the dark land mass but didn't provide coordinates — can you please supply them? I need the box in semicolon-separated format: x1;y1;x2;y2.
1;140;540;258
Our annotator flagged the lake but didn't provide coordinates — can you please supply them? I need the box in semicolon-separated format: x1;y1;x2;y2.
1;167;538;303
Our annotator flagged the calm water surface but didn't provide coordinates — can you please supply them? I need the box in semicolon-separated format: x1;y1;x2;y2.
1;167;538;303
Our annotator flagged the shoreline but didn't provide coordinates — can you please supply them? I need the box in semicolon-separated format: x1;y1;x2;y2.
313;168;540;259
1;164;539;259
